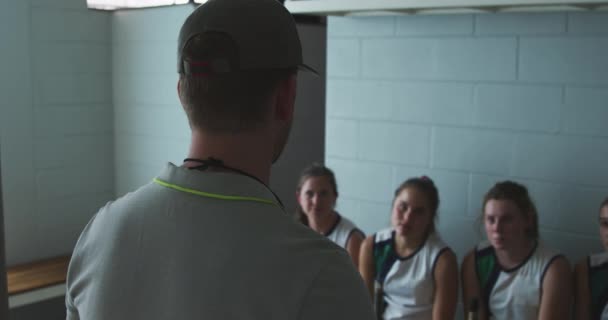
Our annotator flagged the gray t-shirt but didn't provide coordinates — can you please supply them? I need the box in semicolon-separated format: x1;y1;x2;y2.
66;163;374;320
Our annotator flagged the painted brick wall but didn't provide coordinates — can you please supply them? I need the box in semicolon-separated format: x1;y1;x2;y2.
0;0;113;266
112;5;192;196
326;12;608;265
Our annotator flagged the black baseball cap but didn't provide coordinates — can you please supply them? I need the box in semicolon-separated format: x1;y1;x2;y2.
177;0;317;75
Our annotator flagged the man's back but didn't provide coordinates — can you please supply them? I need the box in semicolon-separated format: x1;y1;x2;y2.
66;164;374;319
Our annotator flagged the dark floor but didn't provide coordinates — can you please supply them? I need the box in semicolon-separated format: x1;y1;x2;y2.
9;296;65;320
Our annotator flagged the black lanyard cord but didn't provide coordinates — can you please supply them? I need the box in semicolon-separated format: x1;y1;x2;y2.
183;157;285;210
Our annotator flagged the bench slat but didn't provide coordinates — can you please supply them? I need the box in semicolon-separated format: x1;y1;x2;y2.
7;256;70;295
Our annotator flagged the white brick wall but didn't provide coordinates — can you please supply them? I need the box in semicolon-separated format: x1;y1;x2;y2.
362;37;517;81
475;13;566;35
563;87;608;136
473;84;562;132
0;0;113;265
520;37;608;84
327;39;360;78
112;5;194;198
397;15;473;35
327;13;608;267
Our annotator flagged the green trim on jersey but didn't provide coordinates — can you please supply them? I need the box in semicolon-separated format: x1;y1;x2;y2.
153;178;279;207
373;233;398;284
475;246;500;316
477;252;496;290
374;243;393;279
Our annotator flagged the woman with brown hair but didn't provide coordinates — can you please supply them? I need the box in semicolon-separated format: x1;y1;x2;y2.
574;196;608;320
295;163;365;267
461;180;571;320
359;176;458;320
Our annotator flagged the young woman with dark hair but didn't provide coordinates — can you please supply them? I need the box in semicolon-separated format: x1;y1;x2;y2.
575;196;608;320
295;163;365;267
461;181;572;320
359;176;458;320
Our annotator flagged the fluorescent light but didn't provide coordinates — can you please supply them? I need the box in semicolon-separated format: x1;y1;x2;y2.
87;0;189;10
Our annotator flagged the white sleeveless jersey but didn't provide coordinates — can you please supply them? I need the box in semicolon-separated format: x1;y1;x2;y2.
588;252;608;320
475;241;561;320
325;213;363;249
373;228;449;320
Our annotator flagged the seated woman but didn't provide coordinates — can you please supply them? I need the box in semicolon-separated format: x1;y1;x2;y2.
295;163;365;267
575;196;608;320
462;181;571;320
359;176;458;320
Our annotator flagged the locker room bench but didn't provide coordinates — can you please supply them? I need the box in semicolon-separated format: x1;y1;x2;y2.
7;256;70;309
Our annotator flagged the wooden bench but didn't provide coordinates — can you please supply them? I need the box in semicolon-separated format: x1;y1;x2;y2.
7;256;70;309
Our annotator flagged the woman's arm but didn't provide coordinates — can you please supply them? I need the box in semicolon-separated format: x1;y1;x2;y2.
461;250;489;320
432;249;458;320
574;258;591;320
538;256;573;320
358;235;375;300
346;231;365;268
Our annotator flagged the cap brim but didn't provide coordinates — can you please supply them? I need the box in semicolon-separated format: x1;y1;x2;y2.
298;63;319;77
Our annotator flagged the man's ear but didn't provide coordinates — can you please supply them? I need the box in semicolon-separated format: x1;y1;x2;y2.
177;78;184;107
274;73;297;121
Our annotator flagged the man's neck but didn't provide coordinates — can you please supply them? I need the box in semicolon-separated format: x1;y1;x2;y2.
185;129;274;185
